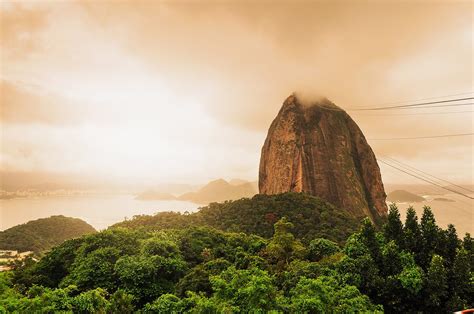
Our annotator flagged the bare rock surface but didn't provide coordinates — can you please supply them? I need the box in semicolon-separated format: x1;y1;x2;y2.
259;94;388;223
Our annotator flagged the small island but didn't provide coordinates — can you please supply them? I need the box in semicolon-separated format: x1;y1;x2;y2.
386;190;425;203
433;197;455;202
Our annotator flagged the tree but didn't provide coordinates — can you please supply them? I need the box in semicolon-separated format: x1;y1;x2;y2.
420;206;439;269
142;294;184;313
13;238;84;288
61;247;122;291
114;254;187;306
308;238;340;262
444;224;459;267
403;207;422;256
141;236;181;258
381;241;402;277
288;276;382;312
397;252;423;296
209;266;278;311
72;288;109;314
265;217;306;268
278;260;322;295
384;203;404;247
463;233;473;272
340;233;382;302
175;259;231;297
106;290;135;314
360;218;382;267
424;255;447;311
448;248;472;310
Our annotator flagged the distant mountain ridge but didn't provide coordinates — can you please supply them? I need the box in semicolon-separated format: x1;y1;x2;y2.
136;178;258;204
177;179;257;204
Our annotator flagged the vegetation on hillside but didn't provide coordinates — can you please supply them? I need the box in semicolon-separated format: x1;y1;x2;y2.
115;193;363;244
0;216;96;254
0;201;472;312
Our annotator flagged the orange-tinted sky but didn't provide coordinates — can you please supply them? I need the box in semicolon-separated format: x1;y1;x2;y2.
1;1;472;186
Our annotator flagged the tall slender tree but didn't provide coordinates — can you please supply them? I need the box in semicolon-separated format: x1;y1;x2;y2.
360;218;382;267
384;203;404;247
462;233;473;272
403;207;422;255
444;224;459;267
420;206;439;269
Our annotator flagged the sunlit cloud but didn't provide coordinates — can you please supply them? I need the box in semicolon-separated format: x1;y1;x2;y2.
0;1;472;185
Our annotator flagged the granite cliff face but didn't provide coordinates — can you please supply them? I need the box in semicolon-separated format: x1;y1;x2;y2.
259;94;388;223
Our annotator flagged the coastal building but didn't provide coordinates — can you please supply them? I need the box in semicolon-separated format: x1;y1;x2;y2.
0;250;34;271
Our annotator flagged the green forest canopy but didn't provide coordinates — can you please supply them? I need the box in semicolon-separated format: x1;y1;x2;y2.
0;193;472;313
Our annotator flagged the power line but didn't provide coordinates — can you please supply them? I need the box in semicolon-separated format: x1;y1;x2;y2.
395;103;474;110
378;159;474;200
321;103;474;113
355;110;474;116
351;97;474;111
382;156;474;193
368;92;474;106
368;133;474;140
378;157;473;209
378;155;474;208
380;162;472;214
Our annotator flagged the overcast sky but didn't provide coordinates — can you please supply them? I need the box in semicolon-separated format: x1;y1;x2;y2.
1;1;472;186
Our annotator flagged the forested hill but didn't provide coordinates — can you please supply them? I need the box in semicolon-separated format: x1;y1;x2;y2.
0;215;96;254
113;192;364;244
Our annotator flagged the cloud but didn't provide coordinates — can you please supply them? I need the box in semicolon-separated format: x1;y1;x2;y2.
0;80;86;125
0;2;50;59
74;1;472;132
0;1;472;184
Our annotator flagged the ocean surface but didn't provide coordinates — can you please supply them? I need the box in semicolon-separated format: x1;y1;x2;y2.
0;194;199;231
0;193;472;235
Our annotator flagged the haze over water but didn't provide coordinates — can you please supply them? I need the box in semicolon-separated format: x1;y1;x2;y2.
0;195;199;231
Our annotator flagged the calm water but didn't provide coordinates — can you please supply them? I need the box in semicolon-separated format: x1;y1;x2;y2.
0;194;200;231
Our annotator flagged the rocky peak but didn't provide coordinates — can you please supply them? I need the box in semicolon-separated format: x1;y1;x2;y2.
259;94;388;223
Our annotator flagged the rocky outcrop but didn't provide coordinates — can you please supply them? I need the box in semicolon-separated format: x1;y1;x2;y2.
259;94;388;223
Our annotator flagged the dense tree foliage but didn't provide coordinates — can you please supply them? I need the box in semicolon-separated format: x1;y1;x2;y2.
0;215;96;254
114;193;363;244
1;199;472;313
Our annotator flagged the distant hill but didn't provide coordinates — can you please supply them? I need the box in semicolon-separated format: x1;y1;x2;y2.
113;192;363;244
177;179;257;204
0;216;96;254
228;178;257;187
387;190;425;203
